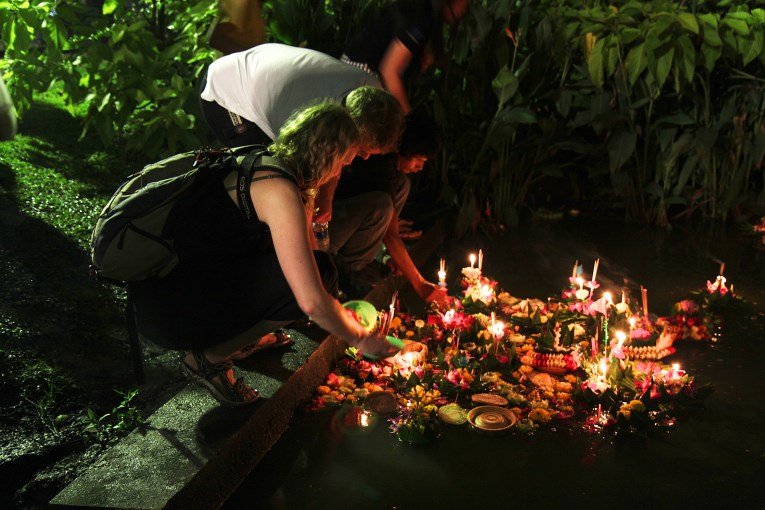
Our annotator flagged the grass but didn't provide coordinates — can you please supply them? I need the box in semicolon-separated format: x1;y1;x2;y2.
0;91;171;507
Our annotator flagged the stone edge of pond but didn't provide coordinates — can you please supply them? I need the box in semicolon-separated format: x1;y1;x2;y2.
48;330;345;510
49;216;447;510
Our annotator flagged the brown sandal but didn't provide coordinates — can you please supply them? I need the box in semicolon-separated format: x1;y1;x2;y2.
182;350;260;406
229;329;294;361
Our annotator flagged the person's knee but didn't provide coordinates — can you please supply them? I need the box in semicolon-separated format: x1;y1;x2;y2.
314;250;339;297
365;191;395;227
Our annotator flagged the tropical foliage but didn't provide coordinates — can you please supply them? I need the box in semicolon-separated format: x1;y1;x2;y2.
1;0;764;225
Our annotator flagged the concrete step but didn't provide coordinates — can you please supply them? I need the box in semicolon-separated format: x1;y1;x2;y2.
49;325;345;510
51;217;446;509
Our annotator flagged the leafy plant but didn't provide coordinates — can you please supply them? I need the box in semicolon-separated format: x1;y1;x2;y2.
83;388;144;443
1;0;219;157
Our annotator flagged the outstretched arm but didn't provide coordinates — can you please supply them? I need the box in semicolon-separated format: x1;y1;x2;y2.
383;213;448;306
377;38;413;115
252;176;396;358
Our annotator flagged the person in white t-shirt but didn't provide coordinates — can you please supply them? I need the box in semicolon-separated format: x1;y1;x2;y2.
199;43;403;159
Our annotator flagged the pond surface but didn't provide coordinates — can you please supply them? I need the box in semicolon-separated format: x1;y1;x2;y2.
225;217;765;509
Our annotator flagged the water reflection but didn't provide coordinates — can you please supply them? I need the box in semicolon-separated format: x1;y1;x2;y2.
225;219;765;509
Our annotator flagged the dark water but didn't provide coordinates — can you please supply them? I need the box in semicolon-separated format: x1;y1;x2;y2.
226;217;765;509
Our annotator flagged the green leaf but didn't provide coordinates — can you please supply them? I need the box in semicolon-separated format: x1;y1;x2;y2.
652;47;674;89
502;107;537;124
620;28;641;45
588;38;605;87
491;66;519;110
742;30;763;65
608;129;637;171
677;37;696;83
701;43;722;71
625;43;648;85
102;0;118;16
698;13;719;30
723;17;749;36
701;21;723;47
606;44;619;77
677;13;699;35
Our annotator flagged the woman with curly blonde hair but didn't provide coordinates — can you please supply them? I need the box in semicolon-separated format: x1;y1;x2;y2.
132;102;398;406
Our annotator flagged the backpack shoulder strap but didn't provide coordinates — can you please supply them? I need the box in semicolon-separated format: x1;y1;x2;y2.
235;148;298;221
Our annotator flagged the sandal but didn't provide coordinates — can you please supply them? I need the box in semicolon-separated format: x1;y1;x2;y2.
229;329;294;361
182;350;260;406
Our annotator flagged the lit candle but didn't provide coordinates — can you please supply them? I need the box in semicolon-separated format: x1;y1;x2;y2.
670;363;680;379
628;317;636;330
719;262;725;276
641;286;649;318
621;290;626;304
478;249;483;272
612;330;626;359
577;277;584;290
438;258;447;288
469;253;476;268
592;258;600;283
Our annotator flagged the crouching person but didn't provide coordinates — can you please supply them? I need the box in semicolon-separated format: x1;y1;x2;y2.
129;102;398;406
330;112;448;306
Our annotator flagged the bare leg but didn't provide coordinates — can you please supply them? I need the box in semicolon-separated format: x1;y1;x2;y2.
202;320;291;363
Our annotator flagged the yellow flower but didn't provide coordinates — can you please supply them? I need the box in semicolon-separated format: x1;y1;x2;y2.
528;408;552;423
628;400;646;413
406;330;415;338
415;319;425;328
519;365;533;375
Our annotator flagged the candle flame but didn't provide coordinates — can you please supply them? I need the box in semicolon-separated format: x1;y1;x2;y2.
628;317;636;329
615;330;626;346
672;363;680;371
599;358;608;376
469;253;477;268
359;411;370;427
603;291;612;304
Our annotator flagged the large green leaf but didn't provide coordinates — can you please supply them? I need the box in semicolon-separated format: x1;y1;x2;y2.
491;66;519;110
608;129;637;171
677;13;699;35
742;30;763;65
102;0;119;16
625;43;648;85
700;19;723;47
676;36;696;83
652;47;674;89
722;17;750;36
606;44;620;77
701;43;722;71
588;38;605;87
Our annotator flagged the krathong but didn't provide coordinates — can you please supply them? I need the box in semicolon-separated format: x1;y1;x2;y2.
311;255;732;443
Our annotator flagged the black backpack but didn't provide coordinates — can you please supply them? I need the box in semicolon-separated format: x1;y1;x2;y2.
89;145;296;284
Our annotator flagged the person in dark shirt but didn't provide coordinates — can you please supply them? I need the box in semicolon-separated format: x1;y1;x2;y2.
342;0;470;113
331;112;448;305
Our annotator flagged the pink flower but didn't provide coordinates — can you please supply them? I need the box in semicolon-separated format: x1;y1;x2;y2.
630;328;650;341
676;299;699;314
588;296;610;317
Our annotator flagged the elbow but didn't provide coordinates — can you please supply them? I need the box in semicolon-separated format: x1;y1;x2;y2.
297;295;324;318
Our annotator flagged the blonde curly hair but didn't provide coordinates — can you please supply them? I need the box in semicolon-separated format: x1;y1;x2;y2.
269;101;360;193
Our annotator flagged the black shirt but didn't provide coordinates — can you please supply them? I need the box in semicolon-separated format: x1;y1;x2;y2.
334;154;397;201
344;0;437;75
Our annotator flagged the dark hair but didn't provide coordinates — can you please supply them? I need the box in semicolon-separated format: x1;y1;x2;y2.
399;110;440;158
269;102;360;190
345;86;404;153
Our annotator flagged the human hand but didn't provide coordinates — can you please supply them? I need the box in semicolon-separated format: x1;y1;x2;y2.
416;281;449;307
355;333;400;360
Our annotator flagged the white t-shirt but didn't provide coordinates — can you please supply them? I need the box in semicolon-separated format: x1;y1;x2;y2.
201;43;382;140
